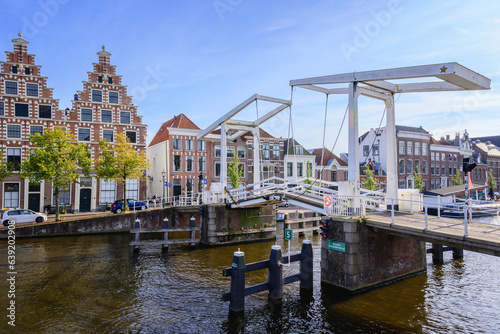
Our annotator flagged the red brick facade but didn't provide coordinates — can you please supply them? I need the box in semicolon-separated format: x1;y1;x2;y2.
0;35;146;212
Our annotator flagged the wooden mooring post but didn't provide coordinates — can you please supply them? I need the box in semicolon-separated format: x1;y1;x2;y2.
222;240;313;316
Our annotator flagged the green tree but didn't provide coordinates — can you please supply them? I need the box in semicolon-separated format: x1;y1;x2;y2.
227;150;244;189
0;149;13;182
413;166;425;192
20;128;92;221
361;166;379;191
450;169;463;186
95;133;149;212
304;160;313;185
488;169;497;195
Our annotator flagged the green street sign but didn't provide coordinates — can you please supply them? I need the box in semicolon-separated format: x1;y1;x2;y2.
328;240;346;253
284;229;293;241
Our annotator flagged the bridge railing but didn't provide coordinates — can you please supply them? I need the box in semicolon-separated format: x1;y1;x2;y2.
377;194;500;237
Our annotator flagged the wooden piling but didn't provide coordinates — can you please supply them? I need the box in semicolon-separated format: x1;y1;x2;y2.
268;245;283;309
432;244;444;264
162;218;169;252
300;239;313;291
229;250;246;316
452;247;464;259
133;219;140;253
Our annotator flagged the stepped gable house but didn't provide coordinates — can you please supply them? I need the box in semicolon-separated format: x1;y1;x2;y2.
70;45;147;211
0;34;146;212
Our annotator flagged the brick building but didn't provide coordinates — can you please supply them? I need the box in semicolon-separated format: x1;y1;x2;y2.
472;140;500;192
147;114;286;199
0;35;146;212
147;114;209;200
69;46;147;211
310;147;348;189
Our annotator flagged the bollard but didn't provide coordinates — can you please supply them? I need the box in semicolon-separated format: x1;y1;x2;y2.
300;240;313;292
432;244;444;264
189;217;196;244
229;250;246;316
133;219;141;253
162;218;169;253
268;245;283;310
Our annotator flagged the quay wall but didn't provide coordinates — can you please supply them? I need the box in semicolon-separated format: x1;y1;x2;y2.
0;204;276;245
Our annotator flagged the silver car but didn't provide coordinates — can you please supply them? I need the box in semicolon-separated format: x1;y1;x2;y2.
2;209;47;226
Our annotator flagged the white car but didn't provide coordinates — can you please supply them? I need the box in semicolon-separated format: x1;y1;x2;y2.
2;209;47;226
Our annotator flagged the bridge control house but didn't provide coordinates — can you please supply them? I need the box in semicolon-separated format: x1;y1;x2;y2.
0;35;147;213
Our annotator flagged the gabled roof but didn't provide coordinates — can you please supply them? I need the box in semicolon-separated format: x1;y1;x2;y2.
311;148;347;166
148;113;200;147
396;125;429;135
284;139;312;155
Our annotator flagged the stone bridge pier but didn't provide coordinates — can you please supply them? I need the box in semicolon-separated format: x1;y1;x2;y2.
321;217;426;292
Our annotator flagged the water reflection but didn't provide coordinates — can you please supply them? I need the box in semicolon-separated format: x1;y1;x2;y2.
1;231;500;333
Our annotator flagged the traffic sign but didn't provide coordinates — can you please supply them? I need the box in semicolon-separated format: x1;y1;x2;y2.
324;195;332;207
284;229;293;241
203;179;207;185
164;181;168;186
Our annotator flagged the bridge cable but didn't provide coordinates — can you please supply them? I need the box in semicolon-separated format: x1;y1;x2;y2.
288;86;349;200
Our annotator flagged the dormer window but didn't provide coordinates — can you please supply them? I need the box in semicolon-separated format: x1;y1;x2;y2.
12;66;17;74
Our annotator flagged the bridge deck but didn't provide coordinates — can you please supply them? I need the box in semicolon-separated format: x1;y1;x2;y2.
364;212;500;257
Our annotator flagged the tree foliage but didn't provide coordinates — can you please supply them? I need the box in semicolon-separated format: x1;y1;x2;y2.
95;133;148;211
413;165;425;192
450;169;463;186
361;166;379;191
20;128;92;221
488;169;497;194
0;149;12;182
227;150;244;189
304;161;313;185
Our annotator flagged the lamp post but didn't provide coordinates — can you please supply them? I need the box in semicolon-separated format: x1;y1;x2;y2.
161;170;167;207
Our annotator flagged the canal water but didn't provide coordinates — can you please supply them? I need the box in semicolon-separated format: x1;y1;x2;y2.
1;219;500;333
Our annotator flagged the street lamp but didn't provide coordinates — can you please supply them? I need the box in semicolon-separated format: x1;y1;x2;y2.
161;170;167;207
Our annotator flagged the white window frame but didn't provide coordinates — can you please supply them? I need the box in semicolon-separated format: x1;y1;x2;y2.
120;111;131;124
78;128;91;142
103;129;114;142
100;179;116;204
81;108;93;122
92;89;102;102
26;83;39;97
5;81;18;95
126;179;139;200
7;124;21;138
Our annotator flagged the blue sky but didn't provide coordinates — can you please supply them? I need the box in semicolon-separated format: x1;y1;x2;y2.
1;0;499;153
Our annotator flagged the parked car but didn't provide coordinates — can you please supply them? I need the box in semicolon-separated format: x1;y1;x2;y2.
111;199;149;214
2;209;47;226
